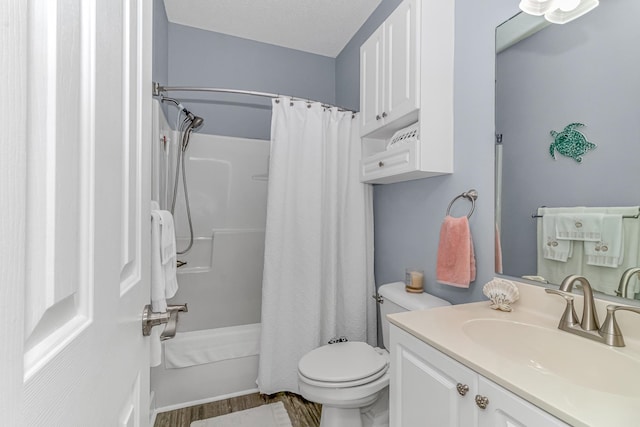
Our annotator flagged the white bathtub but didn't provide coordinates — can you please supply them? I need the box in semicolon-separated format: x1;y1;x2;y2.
151;323;261;411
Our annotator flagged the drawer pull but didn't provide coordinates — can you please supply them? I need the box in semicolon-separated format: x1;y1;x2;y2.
382;111;388;118
376;114;381;120
378;161;384;167
456;383;469;396
475;395;489;409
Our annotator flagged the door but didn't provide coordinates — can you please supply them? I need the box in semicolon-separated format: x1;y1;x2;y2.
360;25;384;136
477;378;569;427
1;0;152;426
390;326;478;427
384;0;419;123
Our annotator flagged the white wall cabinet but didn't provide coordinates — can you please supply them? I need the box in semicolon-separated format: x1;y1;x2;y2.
359;0;454;184
390;325;570;427
360;0;419;137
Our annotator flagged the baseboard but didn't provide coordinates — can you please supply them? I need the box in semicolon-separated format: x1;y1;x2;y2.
149;390;157;426
153;388;260;416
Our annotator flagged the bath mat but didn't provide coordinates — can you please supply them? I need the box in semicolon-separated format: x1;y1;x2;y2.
190;402;292;427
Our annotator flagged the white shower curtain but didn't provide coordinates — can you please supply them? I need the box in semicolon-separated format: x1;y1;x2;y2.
257;98;376;394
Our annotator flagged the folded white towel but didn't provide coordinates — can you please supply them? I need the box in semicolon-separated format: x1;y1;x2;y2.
151;203;179;313
158;210;177;265
541;213;573;262
584;214;624;268
555;213;603;241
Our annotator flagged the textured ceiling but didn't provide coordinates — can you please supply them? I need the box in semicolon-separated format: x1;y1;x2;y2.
163;0;382;58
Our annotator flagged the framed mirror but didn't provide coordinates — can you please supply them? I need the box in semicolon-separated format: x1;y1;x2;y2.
495;0;640;301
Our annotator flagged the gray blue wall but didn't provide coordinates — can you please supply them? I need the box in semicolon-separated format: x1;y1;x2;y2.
154;0;529;306
496;0;640;278
336;0;518;305
152;0;168;88
167;24;336;140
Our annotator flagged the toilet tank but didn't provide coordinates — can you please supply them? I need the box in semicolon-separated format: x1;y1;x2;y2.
378;281;451;349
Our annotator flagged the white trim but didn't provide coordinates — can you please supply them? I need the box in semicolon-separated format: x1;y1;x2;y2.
153;388;260;415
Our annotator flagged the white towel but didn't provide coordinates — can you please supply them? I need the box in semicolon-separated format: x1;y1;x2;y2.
555;213;604;241
151;204;179;313
541;213;573;262
584;214;624;268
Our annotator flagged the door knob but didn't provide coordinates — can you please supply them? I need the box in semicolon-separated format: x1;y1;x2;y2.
456;383;469;396
142;305;171;336
475;395;489;409
142;304;188;338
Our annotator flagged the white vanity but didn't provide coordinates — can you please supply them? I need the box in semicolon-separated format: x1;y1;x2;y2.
387;281;640;427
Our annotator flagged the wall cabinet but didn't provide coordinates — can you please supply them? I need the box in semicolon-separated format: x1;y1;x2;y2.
359;0;454;184
360;0;419;137
389;325;570;427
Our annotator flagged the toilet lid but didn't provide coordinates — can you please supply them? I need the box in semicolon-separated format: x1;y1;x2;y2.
298;342;388;383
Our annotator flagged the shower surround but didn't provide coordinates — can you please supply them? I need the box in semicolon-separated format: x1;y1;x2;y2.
151;101;269;410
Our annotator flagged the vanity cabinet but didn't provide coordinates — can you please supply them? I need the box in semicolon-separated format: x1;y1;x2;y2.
359;0;454;184
389;325;570;427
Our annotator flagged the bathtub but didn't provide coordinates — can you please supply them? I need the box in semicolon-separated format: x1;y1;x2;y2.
152;323;261;411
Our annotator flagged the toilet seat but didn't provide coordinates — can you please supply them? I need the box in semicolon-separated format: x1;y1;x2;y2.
298;342;389;388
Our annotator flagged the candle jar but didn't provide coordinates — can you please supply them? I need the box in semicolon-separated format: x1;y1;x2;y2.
405;268;424;293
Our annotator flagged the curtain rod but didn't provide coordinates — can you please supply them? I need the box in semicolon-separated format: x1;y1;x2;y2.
152;82;357;113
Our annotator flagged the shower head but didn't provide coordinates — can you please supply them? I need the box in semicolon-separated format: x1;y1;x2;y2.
190;115;204;131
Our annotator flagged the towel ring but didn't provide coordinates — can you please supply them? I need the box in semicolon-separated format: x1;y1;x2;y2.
446;189;478;218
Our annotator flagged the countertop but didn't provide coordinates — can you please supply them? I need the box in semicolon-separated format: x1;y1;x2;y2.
387;281;640;427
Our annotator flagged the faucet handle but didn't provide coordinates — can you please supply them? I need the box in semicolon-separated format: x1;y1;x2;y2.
599;304;640;347
545;288;580;329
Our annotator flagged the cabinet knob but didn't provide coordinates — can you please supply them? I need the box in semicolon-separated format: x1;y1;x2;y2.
456;383;469;396
376;114;381;120
475;395;489;410
378;161;384;168
382;111;388;118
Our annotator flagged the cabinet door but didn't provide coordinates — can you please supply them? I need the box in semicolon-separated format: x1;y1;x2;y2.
390;326;478;427
477;377;569;427
360;25;384;136
384;0;419;123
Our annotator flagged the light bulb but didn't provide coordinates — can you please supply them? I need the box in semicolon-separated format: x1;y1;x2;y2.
557;0;580;11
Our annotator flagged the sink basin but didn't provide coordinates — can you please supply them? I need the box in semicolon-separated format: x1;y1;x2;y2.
462;318;640;395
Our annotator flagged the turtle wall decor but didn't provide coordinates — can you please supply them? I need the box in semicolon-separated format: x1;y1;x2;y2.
549;122;596;163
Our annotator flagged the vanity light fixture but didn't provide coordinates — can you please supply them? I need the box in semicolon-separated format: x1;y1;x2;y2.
519;0;599;24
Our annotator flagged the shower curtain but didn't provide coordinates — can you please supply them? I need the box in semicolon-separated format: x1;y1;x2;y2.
257;98;375;394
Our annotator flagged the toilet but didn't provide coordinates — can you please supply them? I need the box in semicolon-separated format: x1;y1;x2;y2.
297;281;450;427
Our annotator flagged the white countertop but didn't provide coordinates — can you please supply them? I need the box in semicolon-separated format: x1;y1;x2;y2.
387;281;640;427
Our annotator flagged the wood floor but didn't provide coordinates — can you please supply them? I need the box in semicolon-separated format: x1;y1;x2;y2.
154;392;322;427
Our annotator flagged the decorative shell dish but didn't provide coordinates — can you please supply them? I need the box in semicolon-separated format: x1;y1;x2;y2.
482;279;520;312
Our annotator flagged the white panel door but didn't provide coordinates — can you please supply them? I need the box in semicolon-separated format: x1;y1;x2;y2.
1;0;152;425
477;377;569;427
360;25;384;136
384;0;419;123
390;326;478;427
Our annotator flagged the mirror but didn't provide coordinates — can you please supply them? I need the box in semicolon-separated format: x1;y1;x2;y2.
495;0;640;301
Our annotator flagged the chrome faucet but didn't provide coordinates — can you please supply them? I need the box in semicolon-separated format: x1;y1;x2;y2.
546;275;640;347
559;275;599;330
616;267;640;299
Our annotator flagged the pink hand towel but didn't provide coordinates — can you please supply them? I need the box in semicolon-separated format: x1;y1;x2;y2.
436;215;476;288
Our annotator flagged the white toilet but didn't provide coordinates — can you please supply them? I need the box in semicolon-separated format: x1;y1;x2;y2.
297;281;450;427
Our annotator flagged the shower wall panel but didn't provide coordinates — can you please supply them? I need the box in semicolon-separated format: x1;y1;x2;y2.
168;132;269;332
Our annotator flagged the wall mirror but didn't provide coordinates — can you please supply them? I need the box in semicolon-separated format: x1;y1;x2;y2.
494;0;640;303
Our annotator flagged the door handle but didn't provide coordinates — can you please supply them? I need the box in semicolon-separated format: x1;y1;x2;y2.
141;304;188;337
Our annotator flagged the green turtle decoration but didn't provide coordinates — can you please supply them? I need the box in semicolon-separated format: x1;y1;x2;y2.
549;123;596;163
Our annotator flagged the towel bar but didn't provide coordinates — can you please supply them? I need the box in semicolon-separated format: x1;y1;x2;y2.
531;207;640;219
446;189;478;218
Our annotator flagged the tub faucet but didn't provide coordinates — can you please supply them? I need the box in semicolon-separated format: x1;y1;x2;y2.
616;267;640;299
